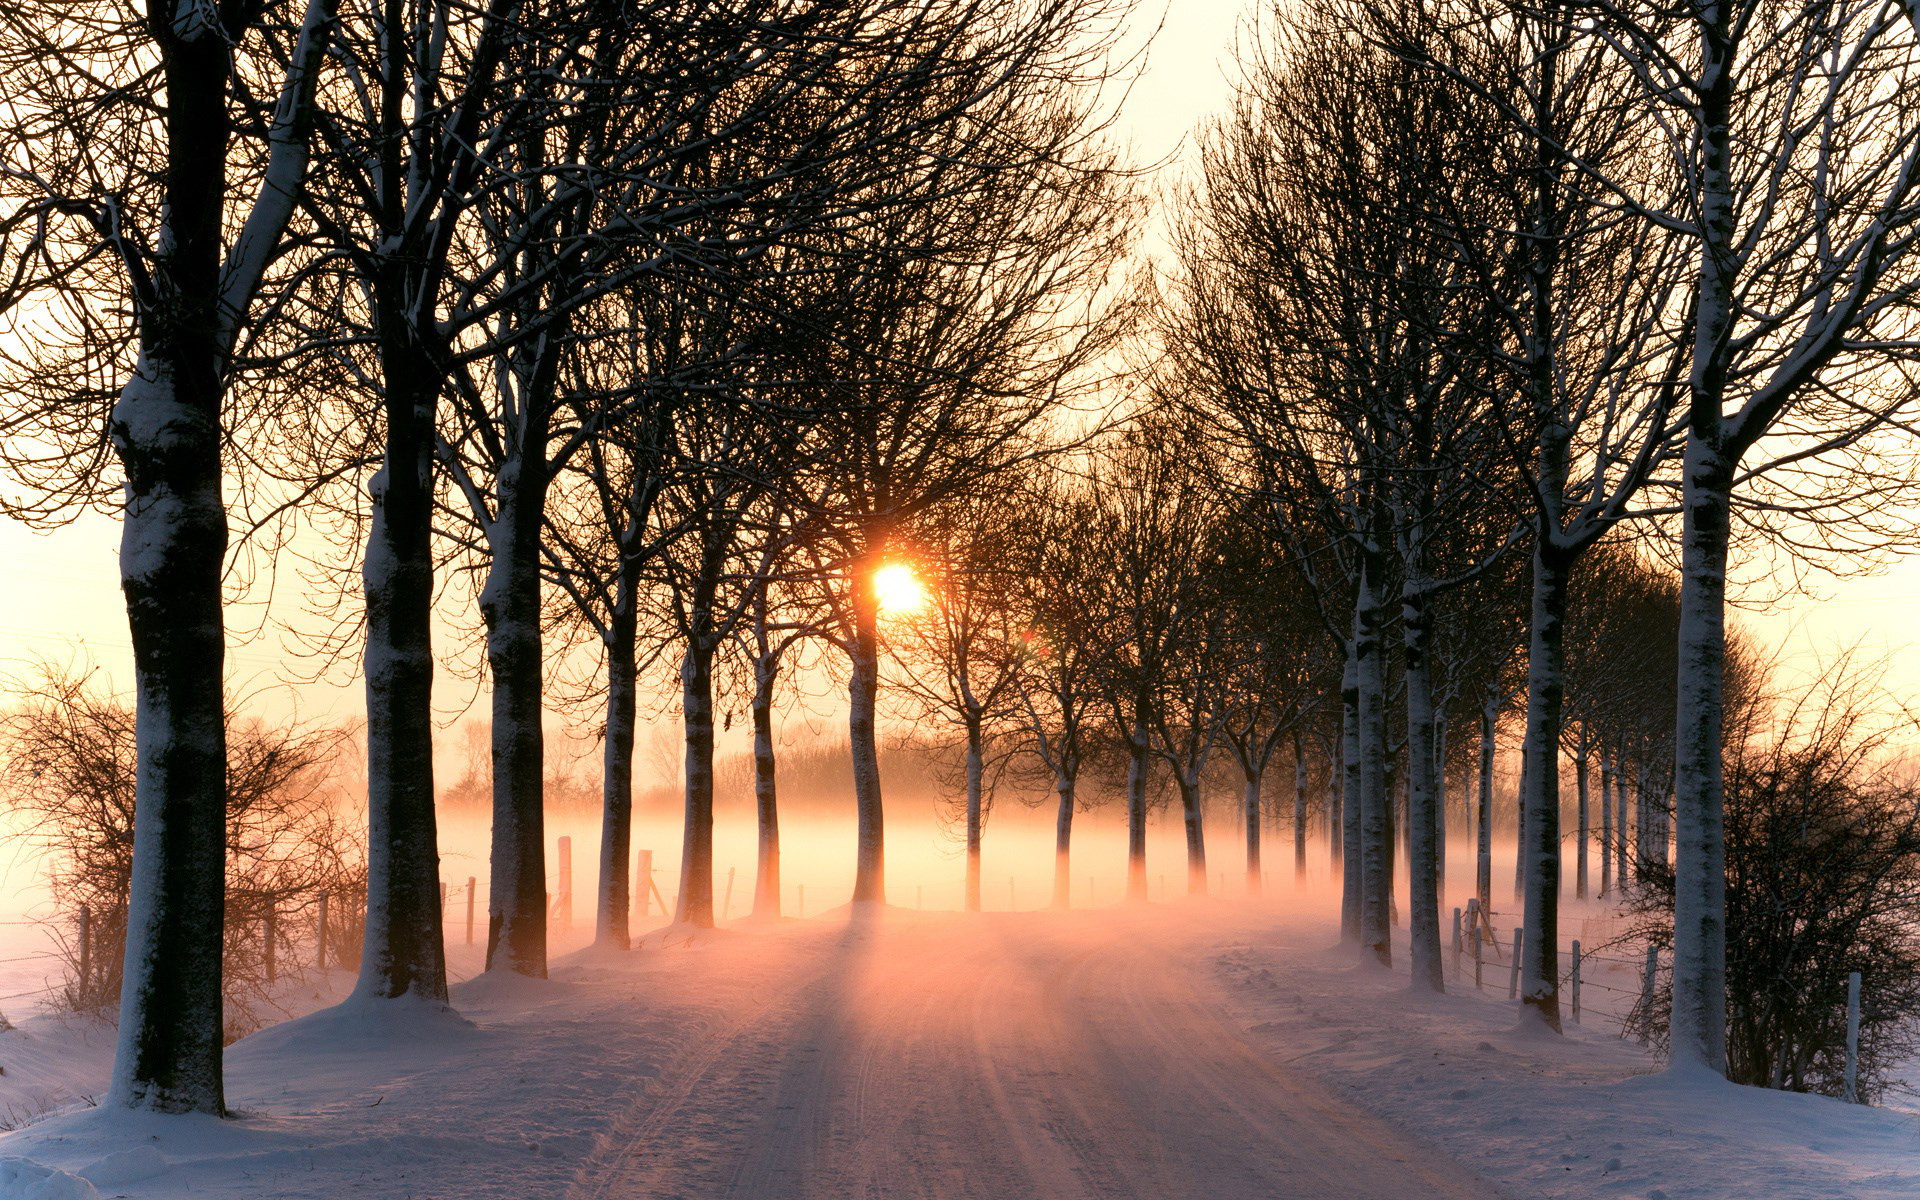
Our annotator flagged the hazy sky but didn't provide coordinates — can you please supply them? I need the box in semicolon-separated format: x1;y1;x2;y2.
0;0;1912;732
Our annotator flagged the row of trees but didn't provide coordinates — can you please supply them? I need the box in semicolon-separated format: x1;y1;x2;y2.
0;0;1135;1114
2;0;1916;1118
1161;0;1920;1073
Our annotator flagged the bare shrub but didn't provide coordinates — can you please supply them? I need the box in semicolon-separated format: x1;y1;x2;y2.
0;666;366;1040
1623;658;1920;1102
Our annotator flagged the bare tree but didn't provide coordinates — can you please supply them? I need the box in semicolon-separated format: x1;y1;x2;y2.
0;0;335;1113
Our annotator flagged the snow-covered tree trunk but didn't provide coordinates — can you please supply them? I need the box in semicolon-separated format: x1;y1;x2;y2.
1125;714;1150;901
1518;543;1570;1030
1340;644;1363;941
677;635;718;928
357;348;449;1002
481;483;549;977
111;358;231;1113
1402;586;1442;992
1574;724;1590;900
752;655;782;920
1670;443;1732;1074
1243;765;1263;894
1477;698;1495;910
848;563;887;905
965;716;985;912
594;603;638;949
1052;769;1075;909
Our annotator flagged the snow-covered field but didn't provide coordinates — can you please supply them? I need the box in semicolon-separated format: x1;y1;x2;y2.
0;888;1912;1199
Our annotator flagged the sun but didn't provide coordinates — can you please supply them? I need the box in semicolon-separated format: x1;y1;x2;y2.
872;563;928;616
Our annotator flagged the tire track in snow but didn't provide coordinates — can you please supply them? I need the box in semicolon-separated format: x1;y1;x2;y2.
581;910;1511;1199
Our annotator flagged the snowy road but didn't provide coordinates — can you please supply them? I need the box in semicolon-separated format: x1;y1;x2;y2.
570;911;1504;1199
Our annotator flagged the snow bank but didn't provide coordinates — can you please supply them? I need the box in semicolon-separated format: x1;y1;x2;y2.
0;1157;98;1200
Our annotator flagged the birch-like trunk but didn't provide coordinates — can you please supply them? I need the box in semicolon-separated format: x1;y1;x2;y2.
1340;644;1363;941
1519;543;1570;1030
1402;587;1443;992
964;716;984;912
848;564;887;905
752;656;782;919
1125;714;1150;901
1293;727;1309;885
677;636;718;927
1052;769;1075;909
594;604;637;949
1615;751;1630;888
481;488;548;977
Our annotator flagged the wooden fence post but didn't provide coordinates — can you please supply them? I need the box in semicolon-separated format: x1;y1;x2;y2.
1844;970;1862;1103
1471;926;1482;990
317;891;329;970
558;836;573;930
636;849;653;919
1571;940;1581;1025
1452;907;1463;963
1507;927;1523;1000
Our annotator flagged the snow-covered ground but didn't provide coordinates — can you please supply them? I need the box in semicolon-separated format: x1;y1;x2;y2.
0;893;1912;1199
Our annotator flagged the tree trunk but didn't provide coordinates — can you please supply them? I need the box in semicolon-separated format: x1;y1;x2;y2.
752;656;782;920
110;338;231;1113
1599;754;1613;898
1575;724;1590;900
849;563;887;905
1477;697;1495;912
594;604;638;949
1519;542;1570;1031
1403;586;1443;992
1243;764;1263;894
677;636;717;928
481;488;549;977
1434;715;1448;904
1340;643;1363;942
1514;748;1528;904
1052;769;1075;909
1293;727;1309;885
1180;766;1208;895
355;340;447;1001
1356;578;1392;966
1126;714;1149;902
965;717;984;912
